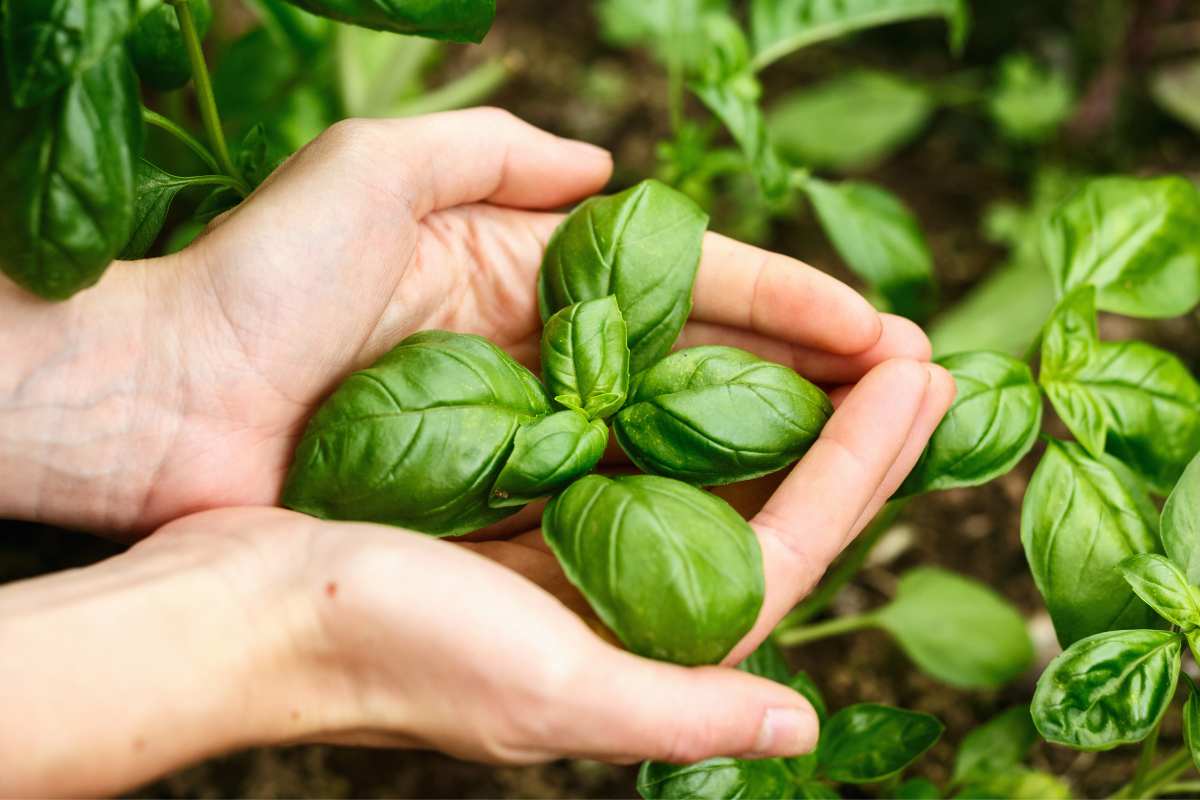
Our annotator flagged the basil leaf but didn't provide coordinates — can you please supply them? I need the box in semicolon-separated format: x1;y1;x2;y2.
596;0;723;74
875;568;1033;689
0;49;141;300
690;74;791;201
1021;439;1162;646
279;0;495;43
796;782;839;799
1040;287;1200;493
750;0;969;71
899;351;1041;495
237;123;289;189
804;178;936;321
957;770;1071;800
637;757;795;800
541;297;630;420
1119;554;1200;630
1186;683;1200;773
736;638;793;685
735;642;824;781
789;672;827;724
768;70;935;172
1032;629;1182;750
130;0;213;91
543;474;763;666
120;161;236;260
282;331;550;537
951;706;1037;786
1163;452;1200;584
1151;57;1200;136
816;703;943;783
1041;176;1200;318
538;179;709;373
2;0;136;108
895;778;940;799
987;53;1074;144
488;411;607;508
614;346;831;485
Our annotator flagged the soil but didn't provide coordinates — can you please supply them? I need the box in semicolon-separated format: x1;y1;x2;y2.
3;0;1200;797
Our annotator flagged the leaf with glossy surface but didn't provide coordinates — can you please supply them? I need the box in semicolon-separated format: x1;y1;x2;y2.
952;706;1037;785
1163;452;1200;584
541;297;630;420
899;351;1041;495
1119;554;1200;630
280;0;495;42
489;411;607;508
539;180;709;373
1021;439;1162;646
119;161;236;260
1032;629;1182;750
736;638;792;684
637;757;795;800
543;474;763;665
1041;176;1200;318
816;703;943;783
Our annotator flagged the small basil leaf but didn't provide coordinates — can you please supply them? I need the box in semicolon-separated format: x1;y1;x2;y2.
951;706;1037;786
1021;439;1162;647
543;474;763;666
899;351;1041;496
637;757;795;800
957;770;1071;800
987;53;1074;144
804;178;936;321
237;123;289;189
1185;683;1200;773
1041;287;1200;493
895;778;941;799
1119;554;1200;630
1032;629;1182;750
788;671;827;724
541;297;630;420
816;703;943;783
120;161;233;260
614;346;831;485
538;179;708;373
130;0;213;91
488;411;607;508
1163;452;1200;583
282;331;550;537
875;567;1033;689
280;0;495;43
1041;176;1200;318
736;638;792;684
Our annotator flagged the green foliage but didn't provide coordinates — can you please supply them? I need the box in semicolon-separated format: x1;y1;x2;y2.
130;0;213;91
987;53;1074;144
637;758;797;800
488;411;608;508
1119;554;1200;630
119;160;235;259
1163;452;1200;585
816;704;943;783
282;0;496;43
540;297;630;420
951;706;1038;786
1186;683;1200;773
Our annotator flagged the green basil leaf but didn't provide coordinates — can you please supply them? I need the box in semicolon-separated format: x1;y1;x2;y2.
119;161;237;260
1031;628;1182;750
750;0;969;71
0;49;141;300
282;331;550;537
899;351;1042;495
816;703;943;783
795;782;839;799
488;411;607;508
895;778;941;799
804;178;936;321
596;0;724;74
543;474;763;665
237;123;289;189
280;0;495;43
1119;554;1200;630
539;180;709;373
130;0;213;91
1041;176;1200;318
1185;683;1200;773
789;672;827;724
690;75;791;201
957;769;1071;800
1021;439;1162;646
637;757;796;800
768;70;935;172
1151;57;1200;135
1040;287;1200;493
2;0;136;108
951;706;1037;786
614;346;831;485
987;53;1074;144
875;567;1033;689
1163;452;1200;584
736;638;793;685
541;297;630;419
249;0;334;56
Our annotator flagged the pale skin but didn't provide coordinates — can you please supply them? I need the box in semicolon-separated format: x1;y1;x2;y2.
0;108;956;797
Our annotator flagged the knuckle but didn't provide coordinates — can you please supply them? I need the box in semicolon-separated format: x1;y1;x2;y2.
319;117;382;153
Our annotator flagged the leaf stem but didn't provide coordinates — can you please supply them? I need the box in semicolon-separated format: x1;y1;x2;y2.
1131;720;1163;798
666;0;685;133
142;108;220;173
1161;781;1200;794
1112;747;1195;799
774;611;878;647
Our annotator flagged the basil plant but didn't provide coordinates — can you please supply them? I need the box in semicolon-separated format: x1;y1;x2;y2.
285;179;832;667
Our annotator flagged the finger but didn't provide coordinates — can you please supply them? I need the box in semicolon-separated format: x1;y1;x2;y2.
691;233;883;355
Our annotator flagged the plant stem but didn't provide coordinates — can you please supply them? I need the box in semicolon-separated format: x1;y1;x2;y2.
666;0;685;133
1162;781;1200;795
142;108;221;173
390;57;514;117
170;0;244;190
1131;721;1163;798
1112;747;1195;799
774;611;878;647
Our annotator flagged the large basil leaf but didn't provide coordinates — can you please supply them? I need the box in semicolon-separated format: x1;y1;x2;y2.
899;351;1041;495
614;346;831;486
750;0;969;71
804;178;935;320
280;0;495;43
875;568;1033;689
816;704;942;783
767;69;935;172
282;331;550;537
543;474;763;665
541;297;630;420
951;706;1037;786
538;180;709;373
1040;287;1200;493
130;0;213;91
987;53;1074;144
2;0;136;108
1041;176;1200;318
1119;554;1200;630
1031;628;1182;750
1021;439;1162;647
690;75;791;201
637;757;796;800
488;410;607;508
1186;683;1200;773
1163;452;1200;584
0;49;141;300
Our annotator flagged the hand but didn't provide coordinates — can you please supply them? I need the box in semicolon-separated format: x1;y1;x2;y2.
0;108;941;537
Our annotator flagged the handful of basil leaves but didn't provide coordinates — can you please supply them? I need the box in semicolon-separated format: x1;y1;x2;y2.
283;179;831;665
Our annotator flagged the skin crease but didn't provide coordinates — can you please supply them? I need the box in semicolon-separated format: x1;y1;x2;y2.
0;109;956;796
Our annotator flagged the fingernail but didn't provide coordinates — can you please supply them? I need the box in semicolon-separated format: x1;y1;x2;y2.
742;708;817;759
